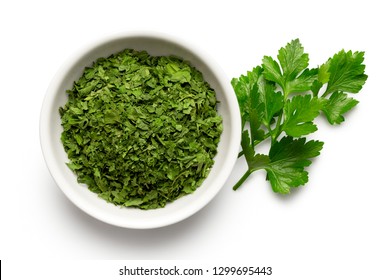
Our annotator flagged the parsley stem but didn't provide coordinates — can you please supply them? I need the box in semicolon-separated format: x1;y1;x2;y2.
237;131;271;158
233;170;252;190
272;113;283;144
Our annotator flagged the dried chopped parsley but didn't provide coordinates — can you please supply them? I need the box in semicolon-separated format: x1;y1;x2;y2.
59;49;222;209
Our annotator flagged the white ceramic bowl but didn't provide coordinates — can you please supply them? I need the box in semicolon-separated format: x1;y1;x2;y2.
40;31;241;229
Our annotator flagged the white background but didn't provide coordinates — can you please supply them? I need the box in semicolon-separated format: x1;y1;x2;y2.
1;0;389;279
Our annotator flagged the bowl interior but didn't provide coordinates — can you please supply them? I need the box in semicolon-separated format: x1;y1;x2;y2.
40;33;240;229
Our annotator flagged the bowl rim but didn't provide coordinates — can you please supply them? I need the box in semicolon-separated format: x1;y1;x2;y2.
40;31;241;229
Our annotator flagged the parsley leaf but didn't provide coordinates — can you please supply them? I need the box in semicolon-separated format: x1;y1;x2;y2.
322;91;359;124
232;66;283;147
282;95;322;137
277;39;309;82
235;133;323;194
265;137;324;194
324;50;368;95
263;39;318;96
259;76;283;128
318;50;367;124
231;66;264;129
232;39;367;194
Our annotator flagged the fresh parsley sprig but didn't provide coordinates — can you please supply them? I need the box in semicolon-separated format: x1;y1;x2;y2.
232;39;367;193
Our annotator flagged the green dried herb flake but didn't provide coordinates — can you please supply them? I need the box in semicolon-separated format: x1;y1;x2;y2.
60;49;222;210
